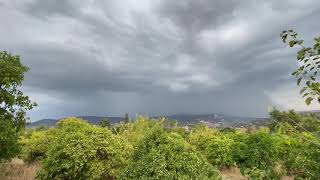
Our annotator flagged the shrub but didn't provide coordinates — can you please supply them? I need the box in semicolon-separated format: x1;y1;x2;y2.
19;128;56;162
118;116;160;147
188;125;219;151
204;135;234;168
273;133;320;179
120;126;220;180
37;118;133;180
232;132;279;179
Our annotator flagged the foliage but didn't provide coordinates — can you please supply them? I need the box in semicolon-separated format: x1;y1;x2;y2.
37;118;133;180
0;116;19;162
19;128;57;162
188;124;219;151
98;118;110;128
188;126;235;168
120;126;220;180
281;30;320;105
0;51;36;131
204;135;235;168
231;132;279;179
0;51;36;161
117;116;160;147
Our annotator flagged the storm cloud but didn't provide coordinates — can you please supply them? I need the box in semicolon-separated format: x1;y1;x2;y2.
1;0;320;120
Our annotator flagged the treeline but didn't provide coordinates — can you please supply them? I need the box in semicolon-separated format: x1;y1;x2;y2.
17;110;320;179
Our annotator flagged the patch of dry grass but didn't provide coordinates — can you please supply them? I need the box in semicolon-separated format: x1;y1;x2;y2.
220;167;248;180
0;158;40;180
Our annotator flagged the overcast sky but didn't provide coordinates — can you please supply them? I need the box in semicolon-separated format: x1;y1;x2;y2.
1;0;320;120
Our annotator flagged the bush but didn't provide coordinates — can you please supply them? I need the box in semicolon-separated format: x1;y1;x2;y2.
273;133;320;179
204;135;234;168
188;125;219;151
19;128;56;162
232;132;279;179
120;126;220;180
117;116;160;147
37;118;133;180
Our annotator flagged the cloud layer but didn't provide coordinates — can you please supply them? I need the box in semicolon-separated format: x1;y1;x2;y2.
1;0;320;120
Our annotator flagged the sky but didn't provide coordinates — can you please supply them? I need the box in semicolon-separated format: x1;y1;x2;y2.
1;0;320;121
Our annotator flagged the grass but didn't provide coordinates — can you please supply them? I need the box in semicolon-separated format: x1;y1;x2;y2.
219;167;247;180
0;158;40;180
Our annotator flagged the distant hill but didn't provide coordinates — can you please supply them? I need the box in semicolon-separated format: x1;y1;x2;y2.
28;113;262;128
28;116;123;128
28;119;58;127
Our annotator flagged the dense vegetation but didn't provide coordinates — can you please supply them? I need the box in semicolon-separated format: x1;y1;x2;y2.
13;112;319;180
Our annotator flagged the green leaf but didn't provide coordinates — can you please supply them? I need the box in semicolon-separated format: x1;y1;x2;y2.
300;87;307;94
305;97;313;105
289;40;296;47
297;77;302;86
306;81;311;86
310;76;315;81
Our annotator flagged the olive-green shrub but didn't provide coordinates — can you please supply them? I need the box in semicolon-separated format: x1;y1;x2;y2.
273;133;320;179
204;135;234;168
19;128;56;162
37;117;133;180
231;132;279;179
120;126;220;180
188;125;234;168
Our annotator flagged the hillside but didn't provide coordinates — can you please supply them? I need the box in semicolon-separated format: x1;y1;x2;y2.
28;114;264;128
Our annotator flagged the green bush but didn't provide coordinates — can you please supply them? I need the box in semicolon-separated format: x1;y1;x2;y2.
117;116;160;147
188;126;235;168
188;125;219;151
204;135;234;168
120;126;220;180
273;133;320;179
232;132;279;179
37;118;133;180
19;128;56;162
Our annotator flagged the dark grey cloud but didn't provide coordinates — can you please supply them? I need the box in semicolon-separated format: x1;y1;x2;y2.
1;0;320;120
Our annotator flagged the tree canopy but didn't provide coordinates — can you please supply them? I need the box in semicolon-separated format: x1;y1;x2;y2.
0;51;36;130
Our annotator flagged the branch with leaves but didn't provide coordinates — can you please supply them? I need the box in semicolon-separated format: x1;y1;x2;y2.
281;30;320;105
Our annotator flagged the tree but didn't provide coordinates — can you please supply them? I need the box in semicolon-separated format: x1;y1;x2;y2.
0;51;36;161
123;113;130;123
281;30;320;105
0;116;19;162
0;51;36;130
98;117;110;128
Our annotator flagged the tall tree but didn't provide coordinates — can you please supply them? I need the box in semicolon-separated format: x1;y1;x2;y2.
0;51;36;160
281;30;320;105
